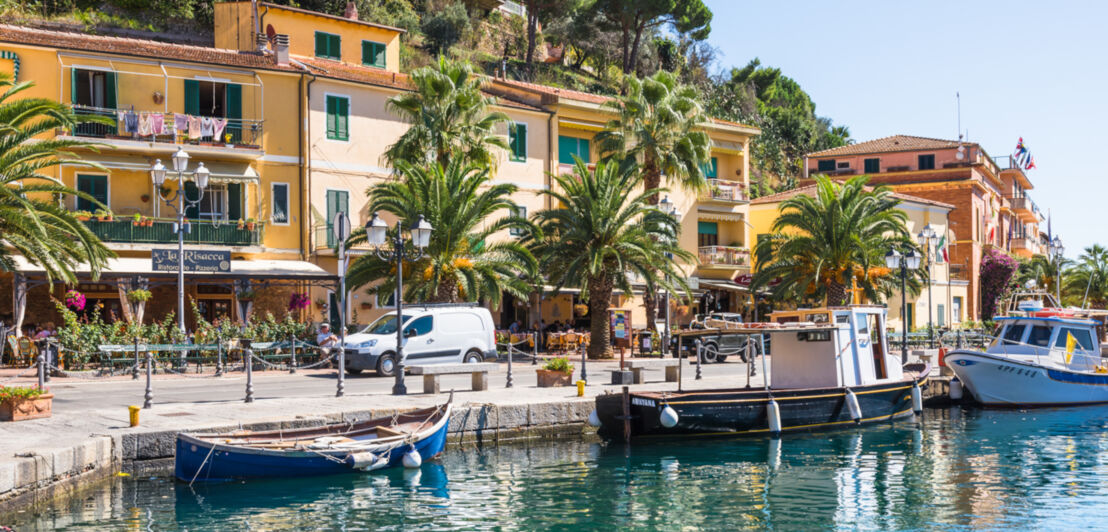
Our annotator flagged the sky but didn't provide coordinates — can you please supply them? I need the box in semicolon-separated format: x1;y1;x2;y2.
704;0;1106;258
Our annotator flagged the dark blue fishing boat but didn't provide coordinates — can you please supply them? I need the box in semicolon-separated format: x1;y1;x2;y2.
175;398;452;483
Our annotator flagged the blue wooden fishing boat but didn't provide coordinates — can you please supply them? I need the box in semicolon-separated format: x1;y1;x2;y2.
175;398;452;482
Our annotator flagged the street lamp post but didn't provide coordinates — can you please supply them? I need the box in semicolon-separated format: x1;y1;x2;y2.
151;148;210;335
658;196;677;356
365;213;433;396
1050;236;1065;304
885;248;920;363
917;224;937;348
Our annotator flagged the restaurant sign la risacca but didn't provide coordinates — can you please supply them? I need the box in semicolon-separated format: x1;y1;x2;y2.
152;249;232;273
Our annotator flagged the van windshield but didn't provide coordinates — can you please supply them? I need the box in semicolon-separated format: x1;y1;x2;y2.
361;314;414;335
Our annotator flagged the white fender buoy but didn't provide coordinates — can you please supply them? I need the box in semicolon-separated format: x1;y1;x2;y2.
402;448;422;469
588;409;601;428
949;378;964;401
767;398;782;436
911;382;924;415
659;405;679;428
845;388;862;423
347;452;389;471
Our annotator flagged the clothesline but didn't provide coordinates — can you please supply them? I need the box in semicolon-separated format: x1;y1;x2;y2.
115;109;234;142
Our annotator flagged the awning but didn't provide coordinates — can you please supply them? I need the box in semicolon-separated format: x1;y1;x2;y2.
63;155;258;184
712;140;745;155
9;256;336;282
697;211;746;223
699;279;749;292
557;118;604;132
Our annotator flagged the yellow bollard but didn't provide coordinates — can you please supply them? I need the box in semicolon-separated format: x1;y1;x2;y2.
128;405;140;427
576;380;585;397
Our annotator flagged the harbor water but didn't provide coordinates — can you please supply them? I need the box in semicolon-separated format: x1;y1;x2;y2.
11;405;1108;530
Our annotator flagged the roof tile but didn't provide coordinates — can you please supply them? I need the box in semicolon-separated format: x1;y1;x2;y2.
750;184;955;210
808;134;974;158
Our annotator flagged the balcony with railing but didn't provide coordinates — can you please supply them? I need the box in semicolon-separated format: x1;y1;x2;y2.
703;179;748;203
70;106;263;152
82;218;262;247
1007;195;1040;221
698;246;750;269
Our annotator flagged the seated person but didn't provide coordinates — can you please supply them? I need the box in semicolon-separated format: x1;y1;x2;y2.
316;323;339;352
508;320;521;334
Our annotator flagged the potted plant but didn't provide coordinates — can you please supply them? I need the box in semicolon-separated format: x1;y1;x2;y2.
132;213;142;226
237;218;246;230
245;217;257;231
144;217;155;227
140;193;151;203
574;303;589;317
64;289;86;311
95;209;113;222
0;386;53;421
537;357;574;387
74;210;92;221
236;289;256;301
126;288;152;304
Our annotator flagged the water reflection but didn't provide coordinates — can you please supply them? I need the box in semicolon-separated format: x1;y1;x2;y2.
11;406;1108;530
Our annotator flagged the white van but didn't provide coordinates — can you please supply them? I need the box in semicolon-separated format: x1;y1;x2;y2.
341;304;497;376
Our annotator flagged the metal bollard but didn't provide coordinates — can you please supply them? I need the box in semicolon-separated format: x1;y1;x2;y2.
289;334;297;374
532;332;538;366
132;337;140;380
580;343;587;385
36;351;45;390
956;329;964;349
215;341;224;377
143;351;153;409
42;341;51;383
694;339;703;380
244;343;255;403
746;339;754;388
506;342;514;389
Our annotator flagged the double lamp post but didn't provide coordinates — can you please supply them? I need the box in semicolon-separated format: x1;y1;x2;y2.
151;147;210;335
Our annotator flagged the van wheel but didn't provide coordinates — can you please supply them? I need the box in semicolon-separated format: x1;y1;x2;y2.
464;350;483;364
376;353;397;377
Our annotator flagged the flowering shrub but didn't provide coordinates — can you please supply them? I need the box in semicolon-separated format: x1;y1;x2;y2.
980;248;1018;320
0;386;46;402
288;292;311;311
64;290;85;311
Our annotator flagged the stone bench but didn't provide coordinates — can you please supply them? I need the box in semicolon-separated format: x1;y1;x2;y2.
407;363;499;394
625;359;680;384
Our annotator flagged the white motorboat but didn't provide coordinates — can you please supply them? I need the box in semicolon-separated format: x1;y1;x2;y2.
945;314;1108;406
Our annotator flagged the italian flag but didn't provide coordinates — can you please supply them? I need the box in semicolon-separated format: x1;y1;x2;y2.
937;235;948;263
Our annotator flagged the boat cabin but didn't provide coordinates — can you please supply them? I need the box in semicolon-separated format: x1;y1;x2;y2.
769;308;832;325
990;316;1103;370
767;306;902;389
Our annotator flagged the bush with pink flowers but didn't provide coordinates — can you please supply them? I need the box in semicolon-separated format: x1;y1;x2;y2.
980;248;1018;320
288;292;311;311
63;290;86;311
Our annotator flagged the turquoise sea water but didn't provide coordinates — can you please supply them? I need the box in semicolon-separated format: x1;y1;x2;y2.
11;406;1108;531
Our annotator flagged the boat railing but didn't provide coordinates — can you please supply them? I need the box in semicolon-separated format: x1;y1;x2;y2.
974;332;1104;371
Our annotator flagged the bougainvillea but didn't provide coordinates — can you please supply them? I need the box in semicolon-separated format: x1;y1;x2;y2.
980;248;1019;320
288;292;311;311
64;290;86;311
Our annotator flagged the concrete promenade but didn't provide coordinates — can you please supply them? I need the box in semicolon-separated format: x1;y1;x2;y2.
0;357;766;514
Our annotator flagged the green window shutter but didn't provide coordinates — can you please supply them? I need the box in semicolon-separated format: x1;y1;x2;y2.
510;123;526;161
697;221;718;235
336;97;348;140
272;184;289;224
817;159;835;172
76;174;107;211
315;31;327;57
104;72;116;110
362;41;371;65
375;43;386;68
362;41;385;68
325;190;349;247
580;138;590;163
225;83;242;143
864;158;879;173
184;79;199;115
710;157;718;178
325;96;337;139
70;68;78;105
184;181;200;220
227;183;242;221
330;34;341;60
558;135;575;164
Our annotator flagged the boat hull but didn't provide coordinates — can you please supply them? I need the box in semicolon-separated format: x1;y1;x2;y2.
595;373;926;440
175;407;450;482
946;350;1108;406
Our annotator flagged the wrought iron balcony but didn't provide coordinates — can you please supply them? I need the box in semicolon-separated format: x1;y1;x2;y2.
71;106;263;148
82;218;262;246
703;179;747;202
698;246;750;268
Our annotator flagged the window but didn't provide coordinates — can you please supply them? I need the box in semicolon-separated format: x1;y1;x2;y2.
71;69;116;109
1027;325;1053;347
325;189;349;247
918;154;935;170
76;174;108;212
404;316;433;337
1055;328;1095;351
558;135;590;164
953;297;962;323
864;158;880;173
509;206;526;236
509;122;527;162
1002;324;1026;345
315;31;341;60
184;183;240;221
697;221;718;247
700;157;718;178
184;79;243;141
325;95;349;141
817;159;836;172
271;183;289;225
361;40;386;68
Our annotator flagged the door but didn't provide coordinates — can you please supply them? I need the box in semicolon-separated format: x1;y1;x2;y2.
325;190;348;247
76;174;108;212
401;315;440;363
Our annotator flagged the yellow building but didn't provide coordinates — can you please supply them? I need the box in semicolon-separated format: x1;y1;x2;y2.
748;186;970;330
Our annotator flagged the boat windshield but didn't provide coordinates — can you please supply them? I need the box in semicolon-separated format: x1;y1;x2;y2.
1055;327;1096;350
361;314;414;335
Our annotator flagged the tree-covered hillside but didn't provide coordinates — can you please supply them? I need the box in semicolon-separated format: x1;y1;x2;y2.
0;0;850;196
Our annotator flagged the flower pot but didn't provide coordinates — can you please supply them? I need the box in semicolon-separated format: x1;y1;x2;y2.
536;369;572;388
245;223;256;231
76;215;90;221
0;393;54;421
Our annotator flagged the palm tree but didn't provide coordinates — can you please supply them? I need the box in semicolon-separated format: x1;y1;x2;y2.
1015;253;1056;294
595;70;710;326
345;159;536;306
531;159;692;359
0;74;114;283
1064;245;1108;308
752;175;917;306
384;56;510;169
